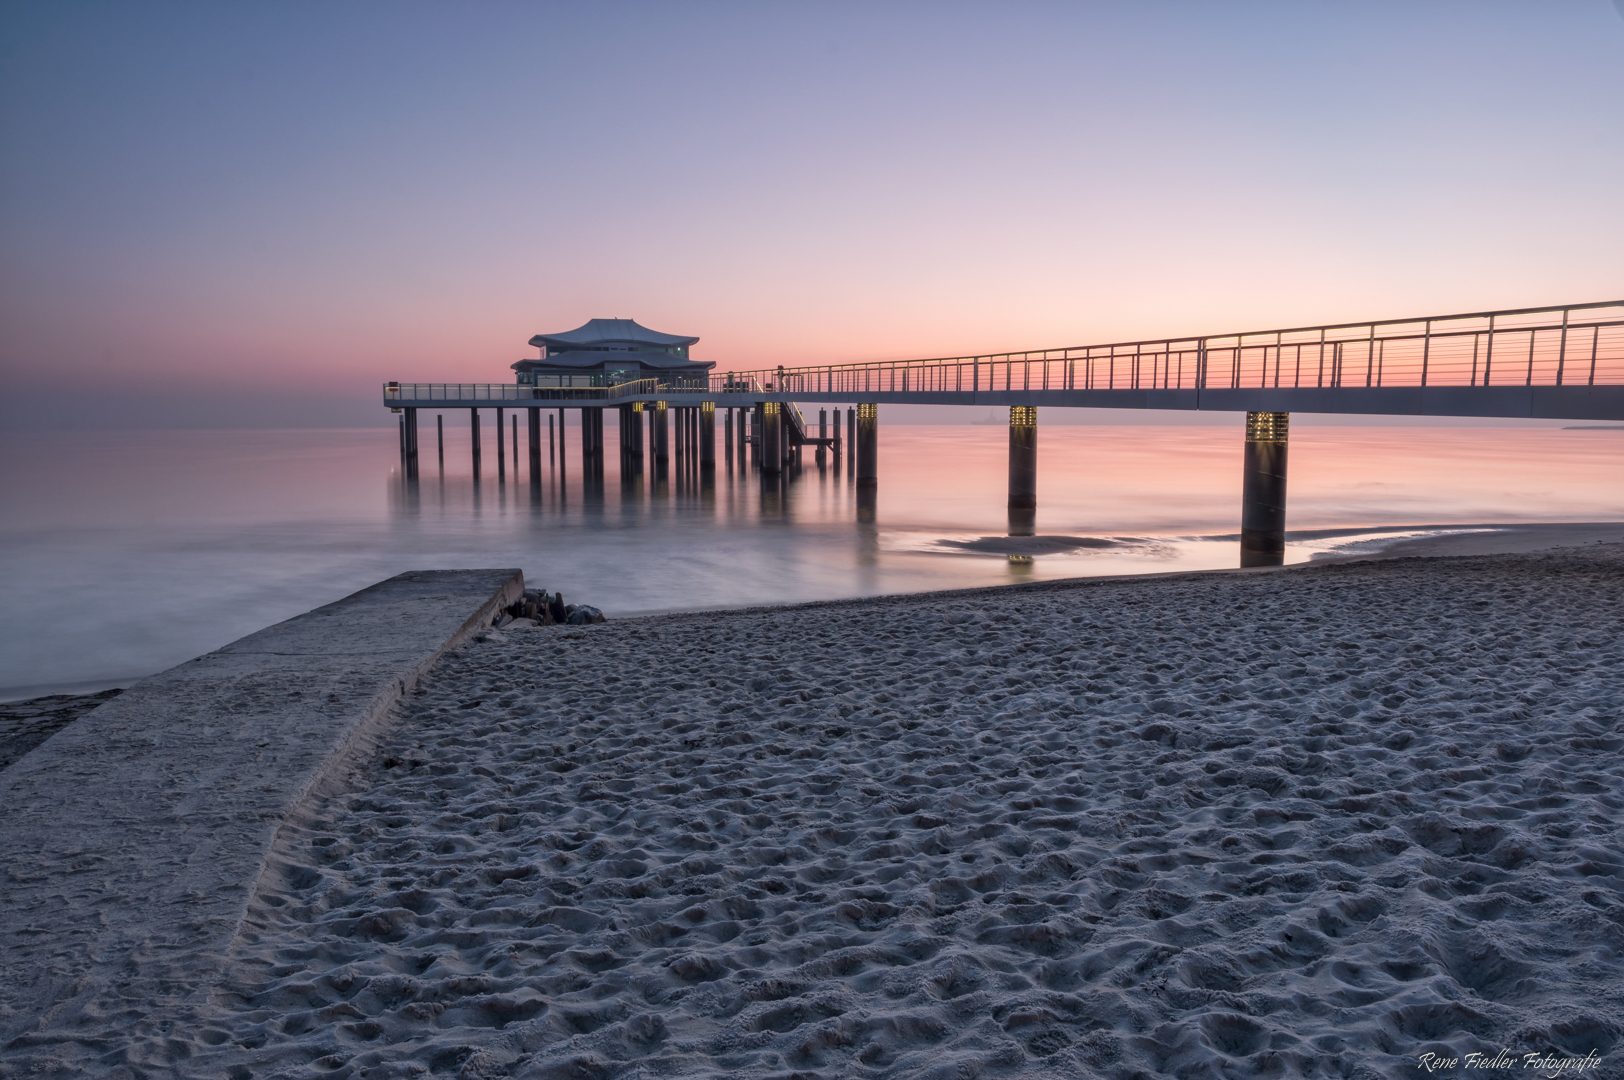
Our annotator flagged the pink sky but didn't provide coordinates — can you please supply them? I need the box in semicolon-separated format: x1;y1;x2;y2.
2;2;1621;427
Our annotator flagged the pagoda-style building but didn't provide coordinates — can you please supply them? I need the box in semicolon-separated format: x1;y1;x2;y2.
513;318;713;388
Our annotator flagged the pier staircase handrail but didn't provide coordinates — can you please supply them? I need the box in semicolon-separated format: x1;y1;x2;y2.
704;300;1624;396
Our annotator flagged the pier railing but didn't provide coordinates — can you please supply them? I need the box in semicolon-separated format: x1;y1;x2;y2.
709;300;1624;396
383;379;747;404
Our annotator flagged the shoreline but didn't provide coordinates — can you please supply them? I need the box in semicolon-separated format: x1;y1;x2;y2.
2;543;1615;1076
3;522;1620;705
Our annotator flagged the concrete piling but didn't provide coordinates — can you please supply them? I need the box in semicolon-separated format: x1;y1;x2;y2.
653;402;669;469
847;407;856;477
700;401;715;471
496;407;505;482
437;414;444;469
856;403;877;490
471;409;482;480
1240;411;1289;568
761;402;783;475
1008;406;1036;536
404;408;419;479
527;408;541;482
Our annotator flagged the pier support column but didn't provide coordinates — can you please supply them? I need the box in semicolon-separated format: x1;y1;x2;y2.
471;409;482;480
527;408;541;482
700;401;715;471
403;408;419;478
1240;412;1289;568
856;404;877;489
847;407;856;477
761;402;782;475
437;414;444;469
724;408;734;468
557;408;566;477
1007;406;1036;536
653;402;669;467
496;407;506;482
582;407;604;480
817;408;828;466
855;403;877;521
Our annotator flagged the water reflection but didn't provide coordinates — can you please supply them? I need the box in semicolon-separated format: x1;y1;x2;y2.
5;423;1623;694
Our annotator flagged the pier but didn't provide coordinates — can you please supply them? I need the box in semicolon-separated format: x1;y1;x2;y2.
386;300;1623;566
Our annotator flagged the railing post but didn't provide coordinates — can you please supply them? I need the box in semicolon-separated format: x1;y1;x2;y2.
1556;308;1569;386
1421;320;1431;387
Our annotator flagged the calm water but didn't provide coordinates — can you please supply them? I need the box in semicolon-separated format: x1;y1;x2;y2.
2;421;1620;698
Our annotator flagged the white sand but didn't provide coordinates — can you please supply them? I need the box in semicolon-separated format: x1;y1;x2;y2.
37;548;1624;1078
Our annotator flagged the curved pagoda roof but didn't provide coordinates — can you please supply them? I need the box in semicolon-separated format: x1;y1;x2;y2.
529;318;698;351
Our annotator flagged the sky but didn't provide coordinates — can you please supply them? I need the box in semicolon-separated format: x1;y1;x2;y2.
1;1;1621;428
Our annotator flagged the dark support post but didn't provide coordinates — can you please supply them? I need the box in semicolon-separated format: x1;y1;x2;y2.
512;415;518;472
404;408;419;479
831;406;841;460
761;402;782;475
496;407;506;482
855;403;877;521
548;413;555;465
738;405;748;464
700;401;715;471
527;408;541;482
724;408;734;468
847;407;856;477
558;408;566;478
817;408;828;466
581;407;604;480
755;406;763;468
653;402;669;467
398;415;405;468
856;404;877;489
1241;412;1289;568
471;408;482;480
437;414;444;469
1008;406;1036;536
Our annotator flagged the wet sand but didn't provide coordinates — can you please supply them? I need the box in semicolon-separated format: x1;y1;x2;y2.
169;543;1624;1080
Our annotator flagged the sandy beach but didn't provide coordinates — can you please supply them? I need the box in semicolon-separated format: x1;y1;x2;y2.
85;542;1608;1080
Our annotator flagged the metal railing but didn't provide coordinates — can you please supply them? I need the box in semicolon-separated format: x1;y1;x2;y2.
707;300;1624;396
383;379;721;404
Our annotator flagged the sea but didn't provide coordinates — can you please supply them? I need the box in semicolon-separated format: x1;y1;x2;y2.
2;421;1620;701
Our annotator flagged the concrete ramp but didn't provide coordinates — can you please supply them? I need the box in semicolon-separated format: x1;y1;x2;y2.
0;569;523;1061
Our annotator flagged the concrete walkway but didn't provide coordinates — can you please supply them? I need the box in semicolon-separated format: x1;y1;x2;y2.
0;569;523;1065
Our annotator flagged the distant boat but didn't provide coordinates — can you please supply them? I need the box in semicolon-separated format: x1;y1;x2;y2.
971;409;1003;425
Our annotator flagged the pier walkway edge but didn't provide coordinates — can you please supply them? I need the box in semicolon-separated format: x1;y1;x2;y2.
0;569;523;1057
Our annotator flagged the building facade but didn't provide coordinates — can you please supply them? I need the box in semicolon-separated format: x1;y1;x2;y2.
512;318;713;388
